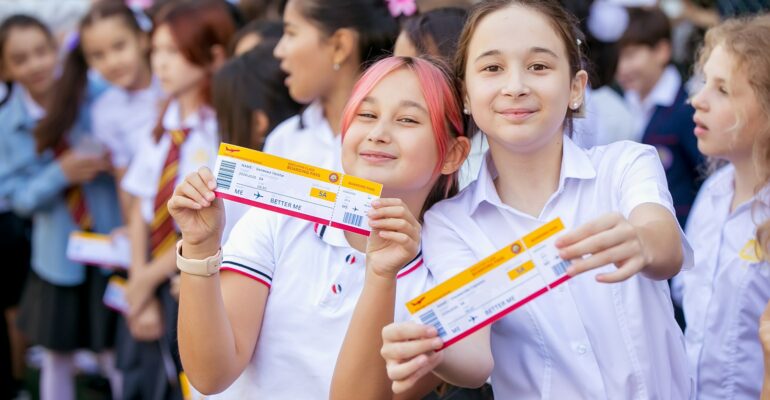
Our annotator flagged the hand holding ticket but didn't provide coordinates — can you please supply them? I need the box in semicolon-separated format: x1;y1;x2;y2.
405;218;571;349
211;143;383;236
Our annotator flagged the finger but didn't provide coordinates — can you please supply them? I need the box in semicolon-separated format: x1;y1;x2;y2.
596;256;645;283
382;322;437;343
188;171;216;202
393;352;443;393
567;241;639;276
371;198;405;209
558;228;626;261
198;167;217;190
368;204;416;223
369;217;413;233
180;180;211;207
378;231;414;247
168;195;203;213
381;336;443;363
386;353;430;382
556;213;622;248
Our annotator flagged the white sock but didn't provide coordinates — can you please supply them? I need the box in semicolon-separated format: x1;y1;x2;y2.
98;351;123;400
40;350;75;400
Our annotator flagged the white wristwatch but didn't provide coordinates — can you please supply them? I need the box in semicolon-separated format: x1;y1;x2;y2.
176;240;222;277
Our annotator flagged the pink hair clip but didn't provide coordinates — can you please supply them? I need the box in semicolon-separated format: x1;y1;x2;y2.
387;0;417;18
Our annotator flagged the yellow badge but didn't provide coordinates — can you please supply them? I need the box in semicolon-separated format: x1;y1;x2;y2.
739;239;763;263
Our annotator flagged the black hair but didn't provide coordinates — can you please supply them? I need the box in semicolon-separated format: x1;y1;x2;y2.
34;2;146;153
401;7;468;63
229;19;283;55
619;7;672;49
212;39;301;149
294;0;399;69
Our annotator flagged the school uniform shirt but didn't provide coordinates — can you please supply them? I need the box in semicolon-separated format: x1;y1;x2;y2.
680;165;770;400
0;81;121;286
209;208;431;399
91;78;163;169
422;137;693;400
122;101;218;224
626;65;704;226
223;101;341;242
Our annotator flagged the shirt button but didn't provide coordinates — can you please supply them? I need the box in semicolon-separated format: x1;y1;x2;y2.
573;343;588;355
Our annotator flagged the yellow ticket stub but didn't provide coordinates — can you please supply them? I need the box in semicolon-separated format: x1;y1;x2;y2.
213;143;383;236
406;218;572;348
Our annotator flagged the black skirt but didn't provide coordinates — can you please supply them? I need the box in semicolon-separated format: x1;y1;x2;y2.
17;267;117;352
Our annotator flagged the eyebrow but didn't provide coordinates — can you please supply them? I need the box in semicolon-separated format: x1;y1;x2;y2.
361;97;428;113
474;46;559;62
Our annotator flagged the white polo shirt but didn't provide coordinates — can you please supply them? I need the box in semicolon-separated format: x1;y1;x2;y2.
680;165;770;400
210;208;430;399
122;101;219;223
422;137;692;399
223;101;341;242
92;79;163;169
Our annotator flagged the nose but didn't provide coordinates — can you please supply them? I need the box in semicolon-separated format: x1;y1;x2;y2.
690;86;708;112
366;120;391;144
274;35;286;60
501;69;529;97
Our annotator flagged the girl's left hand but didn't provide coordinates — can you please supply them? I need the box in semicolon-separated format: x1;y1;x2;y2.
555;212;651;283
366;198;421;280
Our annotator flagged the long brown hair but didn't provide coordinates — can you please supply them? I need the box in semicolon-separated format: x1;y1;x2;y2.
33;2;144;153
150;0;236;141
695;14;770;259
453;0;588;135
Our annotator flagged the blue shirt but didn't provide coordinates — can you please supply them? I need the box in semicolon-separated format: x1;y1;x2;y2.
0;81;121;286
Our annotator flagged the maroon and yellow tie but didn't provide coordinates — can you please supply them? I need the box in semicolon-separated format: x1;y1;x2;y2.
55;143;93;231
149;129;189;259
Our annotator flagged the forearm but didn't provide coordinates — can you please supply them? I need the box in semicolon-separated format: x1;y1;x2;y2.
331;272;397;400
128;200;149;268
177;242;246;394
763;357;770;400
635;219;683;280
144;246;178;288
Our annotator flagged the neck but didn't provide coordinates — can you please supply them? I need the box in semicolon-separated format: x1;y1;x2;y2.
344;188;430;253
127;64;153;92
28;86;50;109
320;70;357;135
638;67;667;103
731;154;762;211
176;88;203;122
489;134;563;217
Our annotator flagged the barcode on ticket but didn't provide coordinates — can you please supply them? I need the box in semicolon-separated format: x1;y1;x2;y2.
216;160;236;190
343;212;363;227
551;260;570;276
419;310;447;337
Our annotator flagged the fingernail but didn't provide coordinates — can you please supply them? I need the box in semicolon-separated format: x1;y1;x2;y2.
432;338;443;348
371;200;381;207
206;192;215;200
426;326;437;336
209;180;216;189
566;267;576;276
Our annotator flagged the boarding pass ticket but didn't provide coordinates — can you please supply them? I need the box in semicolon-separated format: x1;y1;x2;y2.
66;231;130;269
213;143;383;236
406;218;572;349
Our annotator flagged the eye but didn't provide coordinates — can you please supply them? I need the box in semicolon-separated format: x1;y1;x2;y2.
356;112;376;120
528;63;549;72
718;85;728;95
397;117;419;124
481;65;502;73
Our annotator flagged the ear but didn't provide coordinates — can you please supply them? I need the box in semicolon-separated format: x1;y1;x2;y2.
250;109;270;148
209;44;227;72
569;70;589;116
329;27;358;68
441;136;471;175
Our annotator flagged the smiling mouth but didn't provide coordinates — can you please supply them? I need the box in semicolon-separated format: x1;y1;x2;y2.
497;108;538;121
359;151;397;162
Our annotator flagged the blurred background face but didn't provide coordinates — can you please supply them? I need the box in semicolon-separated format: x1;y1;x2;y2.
151;24;205;97
1;26;57;98
81;16;149;90
616;42;670;98
273;0;338;104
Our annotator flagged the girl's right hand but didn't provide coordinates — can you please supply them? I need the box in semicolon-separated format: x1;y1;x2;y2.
167;167;224;250
381;321;444;393
59;150;111;184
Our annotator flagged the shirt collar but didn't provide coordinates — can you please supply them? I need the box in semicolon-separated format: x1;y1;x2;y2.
709;164;770;207
311;222;424;279
162;100;215;132
20;86;44;121
469;135;597;214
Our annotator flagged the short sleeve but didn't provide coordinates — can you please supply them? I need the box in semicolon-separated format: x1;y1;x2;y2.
121;136;160;198
221;207;277;288
615;143;694;270
91;94;130;168
422;205;480;283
